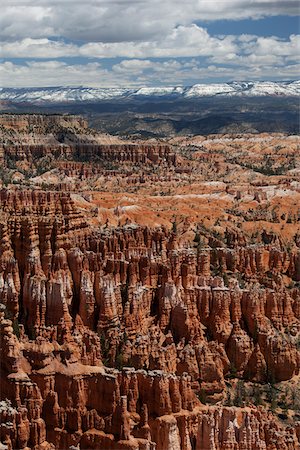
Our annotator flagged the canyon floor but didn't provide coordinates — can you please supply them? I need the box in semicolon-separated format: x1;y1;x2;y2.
0;114;299;450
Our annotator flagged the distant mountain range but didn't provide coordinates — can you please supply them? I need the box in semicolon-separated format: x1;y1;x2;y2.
0;81;299;104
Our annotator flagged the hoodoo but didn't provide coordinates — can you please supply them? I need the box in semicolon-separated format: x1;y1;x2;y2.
0;115;299;450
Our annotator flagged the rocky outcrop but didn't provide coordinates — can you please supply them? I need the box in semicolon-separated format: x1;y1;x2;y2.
0;114;177;168
1;191;299;383
0;117;299;449
1;309;299;450
3;143;177;168
0;188;299;448
0;114;88;131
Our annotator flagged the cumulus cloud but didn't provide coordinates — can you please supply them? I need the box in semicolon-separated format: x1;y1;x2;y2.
0;6;54;40
0;38;78;58
0;25;237;59
79;25;237;58
1;58;299;88
0;61;112;87
208;34;300;67
1;0;298;42
0;0;298;87
244;34;300;61
1;27;298;62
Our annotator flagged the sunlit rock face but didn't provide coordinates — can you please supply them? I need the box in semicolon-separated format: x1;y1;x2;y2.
0;115;299;450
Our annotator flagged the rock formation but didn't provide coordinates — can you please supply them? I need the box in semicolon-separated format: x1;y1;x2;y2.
0;115;299;449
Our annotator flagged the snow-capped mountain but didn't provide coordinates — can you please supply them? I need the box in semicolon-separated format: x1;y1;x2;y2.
0;81;299;104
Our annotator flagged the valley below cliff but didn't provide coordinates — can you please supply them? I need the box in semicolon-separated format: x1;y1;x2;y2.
0;114;299;450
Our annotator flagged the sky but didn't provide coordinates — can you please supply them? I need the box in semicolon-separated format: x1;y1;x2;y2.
0;0;299;87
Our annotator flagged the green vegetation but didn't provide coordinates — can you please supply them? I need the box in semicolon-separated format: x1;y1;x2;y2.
197;389;207;404
12;319;20;339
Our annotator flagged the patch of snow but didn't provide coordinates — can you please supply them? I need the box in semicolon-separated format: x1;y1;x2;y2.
0;80;298;104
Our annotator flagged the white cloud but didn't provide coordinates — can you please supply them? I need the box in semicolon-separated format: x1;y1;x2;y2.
1;58;299;88
0;0;298;87
0;1;298;42
112;59;156;74
245;34;300;61
0;6;54;40
1;27;298;75
80;25;237;58
0;25;237;59
0;61;113;87
0;38;78;58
